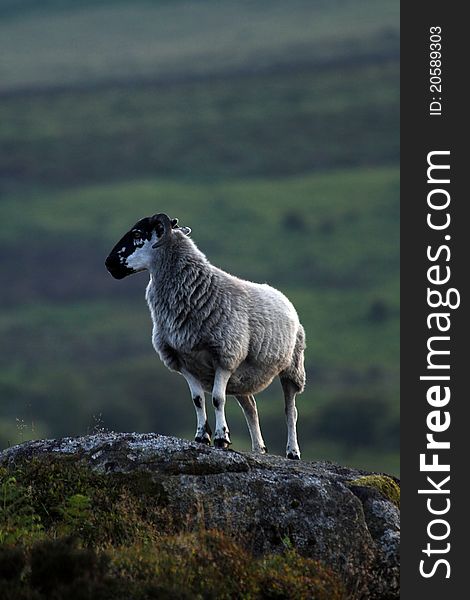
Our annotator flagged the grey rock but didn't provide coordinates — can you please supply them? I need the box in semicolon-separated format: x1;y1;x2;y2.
0;432;399;599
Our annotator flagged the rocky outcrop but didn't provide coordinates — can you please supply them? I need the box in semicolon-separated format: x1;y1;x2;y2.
0;432;399;599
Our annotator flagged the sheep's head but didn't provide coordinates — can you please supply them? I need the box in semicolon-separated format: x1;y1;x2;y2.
105;213;191;279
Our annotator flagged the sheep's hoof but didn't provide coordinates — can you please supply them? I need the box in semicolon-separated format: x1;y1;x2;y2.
286;452;300;460
214;439;231;449
195;436;211;446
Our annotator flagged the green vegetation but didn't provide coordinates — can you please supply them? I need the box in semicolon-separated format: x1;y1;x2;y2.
0;0;398;92
0;0;399;475
0;62;398;183
0;537;347;599
0;460;347;599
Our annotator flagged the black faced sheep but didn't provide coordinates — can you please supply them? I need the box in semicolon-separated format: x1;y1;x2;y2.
105;213;306;459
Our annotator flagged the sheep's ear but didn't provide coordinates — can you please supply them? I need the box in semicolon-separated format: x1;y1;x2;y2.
178;226;191;237
151;213;173;248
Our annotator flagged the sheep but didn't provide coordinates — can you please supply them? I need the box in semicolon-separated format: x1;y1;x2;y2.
105;213;306;459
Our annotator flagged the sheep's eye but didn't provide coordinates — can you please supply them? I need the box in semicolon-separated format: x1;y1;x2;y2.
133;231;142;240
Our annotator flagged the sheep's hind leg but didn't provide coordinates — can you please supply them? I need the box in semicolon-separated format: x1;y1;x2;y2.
212;368;232;449
236;395;267;454
280;377;301;460
181;369;211;445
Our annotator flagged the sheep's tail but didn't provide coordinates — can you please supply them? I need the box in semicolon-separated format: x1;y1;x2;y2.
280;325;306;393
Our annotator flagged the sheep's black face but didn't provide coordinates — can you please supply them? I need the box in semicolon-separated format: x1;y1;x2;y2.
105;215;190;279
105;217;160;279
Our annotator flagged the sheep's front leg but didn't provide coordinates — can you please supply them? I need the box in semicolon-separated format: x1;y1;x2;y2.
212;368;232;449
181;369;211;445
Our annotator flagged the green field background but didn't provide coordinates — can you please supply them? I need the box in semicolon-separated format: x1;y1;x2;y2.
0;0;399;474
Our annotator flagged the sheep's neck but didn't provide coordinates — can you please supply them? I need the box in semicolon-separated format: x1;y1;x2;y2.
148;247;213;316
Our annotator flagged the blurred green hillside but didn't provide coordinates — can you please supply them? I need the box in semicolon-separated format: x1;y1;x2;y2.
0;0;399;474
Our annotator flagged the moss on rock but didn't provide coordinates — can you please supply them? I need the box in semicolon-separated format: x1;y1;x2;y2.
349;475;400;508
